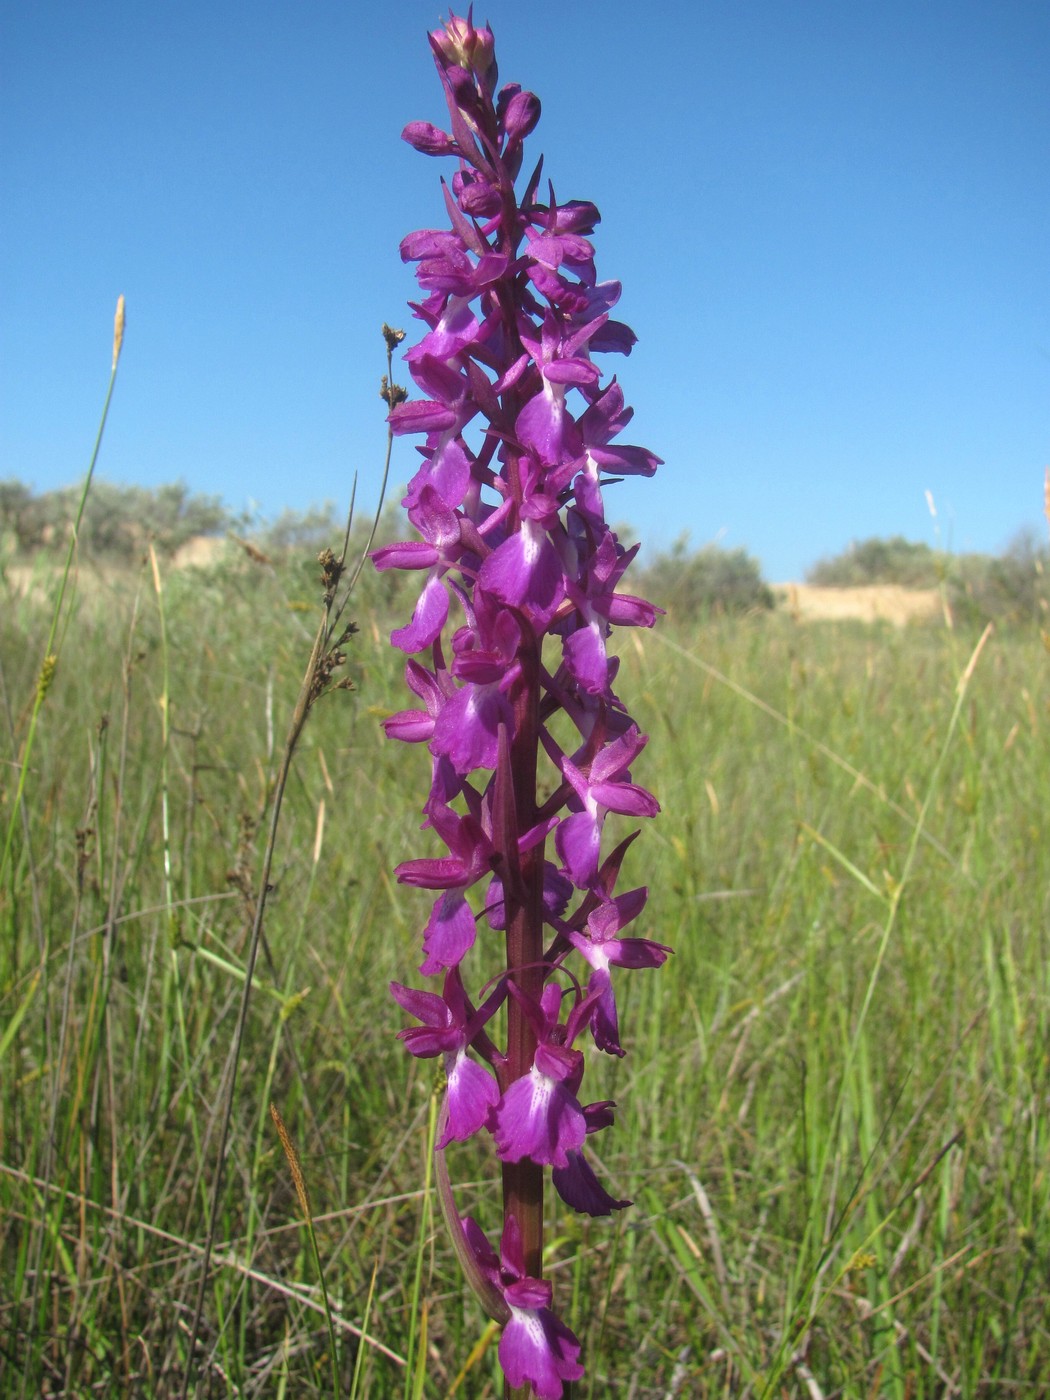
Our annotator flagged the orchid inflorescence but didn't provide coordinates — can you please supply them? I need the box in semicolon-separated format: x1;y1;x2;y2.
374;12;666;1395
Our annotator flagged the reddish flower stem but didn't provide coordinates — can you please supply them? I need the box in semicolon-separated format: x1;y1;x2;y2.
500;624;545;1288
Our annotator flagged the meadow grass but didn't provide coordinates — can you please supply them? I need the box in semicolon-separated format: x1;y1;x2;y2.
1;547;1047;1397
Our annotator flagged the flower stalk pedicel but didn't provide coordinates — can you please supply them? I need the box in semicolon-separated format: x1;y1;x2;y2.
377;13;666;1395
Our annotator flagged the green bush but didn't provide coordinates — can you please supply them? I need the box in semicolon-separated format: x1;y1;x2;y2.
257;501;345;555
806;535;943;588
948;529;1050;627
639;536;773;619
0;477;231;560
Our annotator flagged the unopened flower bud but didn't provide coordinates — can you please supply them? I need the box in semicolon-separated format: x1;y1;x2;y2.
500;88;541;143
452;169;501;217
402;120;456;156
432;13;497;94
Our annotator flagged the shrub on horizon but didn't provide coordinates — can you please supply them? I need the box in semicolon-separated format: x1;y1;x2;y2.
806;534;942;589
948;528;1050;627
0;477;231;561
640;535;772;618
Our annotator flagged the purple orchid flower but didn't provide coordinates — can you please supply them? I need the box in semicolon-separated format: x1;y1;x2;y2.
461;1215;585;1399
396;802;494;972
565;887;672;1055
492;983;593;1167
390;968;501;1147
553;724;660;890
379;13;662;1394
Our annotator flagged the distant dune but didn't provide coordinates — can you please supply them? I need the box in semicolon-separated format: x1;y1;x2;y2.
772;582;943;626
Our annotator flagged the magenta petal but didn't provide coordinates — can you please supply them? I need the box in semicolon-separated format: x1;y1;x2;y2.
388;399;456;435
478;520;564;624
504;1277;550;1311
562;621;609;695
555;810;601;889
607;591;659;628
407;350;471;405
383;708;434;743
610;938;671;971
483;873;506;929
590;442;661;477
397;855;470;890
493;1066;586;1167
390;980;459;1057
499;1306;584;1400
502;88;541;141
498;1213;528;1278
431;682;507;773
420;890;477;974
552;1148;630;1217
397;1023;457;1057
404;436;474;515
400;227;460;260
544;199;599;234
371;539;439;572
590;723;647;779
390;979;448;1027
542;356;599;388
411;483;461;548
589;778;660;819
440;1050;500;1146
391;574;449;654
463;1215;501;1282
515;382;572;466
605;885;648;928
409;295;481;361
586;969;622;1056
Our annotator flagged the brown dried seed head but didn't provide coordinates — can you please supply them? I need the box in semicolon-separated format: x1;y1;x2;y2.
270;1103;311;1223
380;375;408;409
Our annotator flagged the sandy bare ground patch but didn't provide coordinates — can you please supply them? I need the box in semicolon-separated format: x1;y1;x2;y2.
3;535;240;602
4;556;128;605
169;533;232;569
773;582;943;625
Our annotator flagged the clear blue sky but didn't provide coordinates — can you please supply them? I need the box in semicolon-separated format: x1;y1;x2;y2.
2;0;1047;580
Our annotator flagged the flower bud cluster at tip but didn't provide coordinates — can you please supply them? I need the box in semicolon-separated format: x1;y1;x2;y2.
377;13;666;1396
